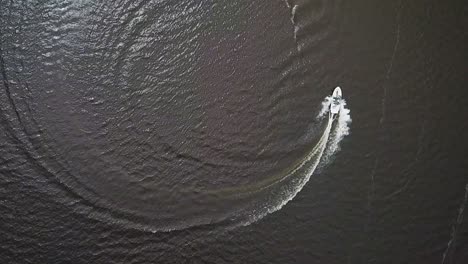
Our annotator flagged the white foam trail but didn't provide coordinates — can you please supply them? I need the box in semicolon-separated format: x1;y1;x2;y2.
291;5;298;41
316;95;352;162
126;95;352;232
239;94;352;226
292;5;298;20
326;99;352;157
241;117;333;227
284;1;299;43
317;95;333;119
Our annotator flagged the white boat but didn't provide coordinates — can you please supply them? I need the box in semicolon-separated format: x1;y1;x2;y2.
330;87;342;119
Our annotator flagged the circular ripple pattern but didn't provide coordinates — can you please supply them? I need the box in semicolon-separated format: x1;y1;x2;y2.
0;0;343;231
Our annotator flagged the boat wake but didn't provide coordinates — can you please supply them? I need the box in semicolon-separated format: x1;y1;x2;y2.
317;95;352;163
284;0;299;46
88;93;352;232
223;93;352;228
39;93;352;232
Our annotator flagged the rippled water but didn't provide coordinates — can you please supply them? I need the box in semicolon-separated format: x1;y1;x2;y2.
0;0;350;231
1;0;467;263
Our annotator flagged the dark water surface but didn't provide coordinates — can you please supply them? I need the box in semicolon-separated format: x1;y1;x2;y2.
1;0;467;263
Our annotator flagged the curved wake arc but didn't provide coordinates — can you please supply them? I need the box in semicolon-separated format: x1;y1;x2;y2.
216;94;352;228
